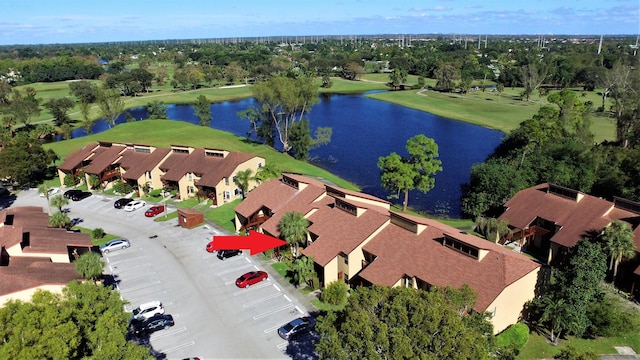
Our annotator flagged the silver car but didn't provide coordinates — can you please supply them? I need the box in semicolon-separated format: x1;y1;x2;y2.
100;238;130;253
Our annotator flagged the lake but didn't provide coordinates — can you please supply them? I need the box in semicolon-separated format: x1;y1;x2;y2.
69;93;504;218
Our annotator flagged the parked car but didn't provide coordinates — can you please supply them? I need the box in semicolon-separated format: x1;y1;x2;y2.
114;198;134;209
277;316;316;340
100;238;130;253
70;191;92;201
39;187;60;197
130;314;174;336
132;300;164;321
235;271;268;288
0;187;10;197
216;249;242;260
144;205;165;217
63;189;82;199
124;200;146;212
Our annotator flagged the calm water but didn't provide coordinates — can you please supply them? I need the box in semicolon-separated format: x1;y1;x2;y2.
69;94;503;218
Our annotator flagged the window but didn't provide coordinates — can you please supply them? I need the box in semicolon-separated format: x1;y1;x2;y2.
147;171;152;179
343;254;349;265
234;188;240;196
257;162;263;168
224;191;230;200
224;177;229;186
188;173;193;181
404;276;413;288
343;274;349;284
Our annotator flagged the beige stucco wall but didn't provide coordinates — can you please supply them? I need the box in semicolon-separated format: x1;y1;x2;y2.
211;157;265;207
58;169;68;187
346;220;390;277
0;285;66;307
323;257;339;285
485;267;540;334
6;244;70;263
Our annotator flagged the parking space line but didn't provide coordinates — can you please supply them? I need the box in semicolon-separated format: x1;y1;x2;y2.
276;341;289;349
110;262;151;271
163;340;196;354
253;304;294;320
215;263;255;275
264;323;283;333
120;280;161;294
150;326;187;340
243;292;282;307
273;284;281;292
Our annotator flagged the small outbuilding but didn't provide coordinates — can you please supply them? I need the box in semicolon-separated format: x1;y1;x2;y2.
177;208;204;229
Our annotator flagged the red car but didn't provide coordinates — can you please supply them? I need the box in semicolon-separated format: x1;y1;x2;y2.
145;205;165;217
235;271;268;288
206;240;215;253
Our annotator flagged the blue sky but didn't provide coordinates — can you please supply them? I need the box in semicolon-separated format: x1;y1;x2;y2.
1;0;638;45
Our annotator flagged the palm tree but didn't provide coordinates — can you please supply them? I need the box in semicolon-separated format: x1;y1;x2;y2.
602;220;637;282
38;183;52;215
233;169;253;199
539;296;568;344
254;162;281;184
289;256;315;288
278;211;309;258
74;252;104;284
474;216;512;243
49;211;70;228
50;194;69;213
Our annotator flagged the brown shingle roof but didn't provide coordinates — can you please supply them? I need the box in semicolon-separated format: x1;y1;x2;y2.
303;202;389;266
57;142;100;171
160;149;259;185
0;257;81;297
119;147;171;180
360;220;540;312
83;144;127;175
499;183;640;248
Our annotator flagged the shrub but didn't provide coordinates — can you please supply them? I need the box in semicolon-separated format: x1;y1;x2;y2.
92;228;105;239
321;281;348;305
112;180;132;195
554;345;598;360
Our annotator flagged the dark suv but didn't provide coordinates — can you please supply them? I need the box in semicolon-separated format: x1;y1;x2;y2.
129;314;174;336
64;189;83;199
217;249;242;260
114;198;134;209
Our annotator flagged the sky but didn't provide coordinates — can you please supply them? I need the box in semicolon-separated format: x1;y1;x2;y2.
1;0;639;45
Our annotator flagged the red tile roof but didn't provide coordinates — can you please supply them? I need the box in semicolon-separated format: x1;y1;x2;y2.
360;216;540;312
499;183;640;249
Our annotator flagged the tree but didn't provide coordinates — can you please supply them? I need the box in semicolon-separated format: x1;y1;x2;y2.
0;281;152;359
193;95;212;126
251;76;319;153
254;162;280;183
44;97;75;126
278;211;309;258
315;285;492;360
601;220;636;282
74;252;104;283
224;61;247;84
88;174;101;190
388;68;408;90
539;296;568;343
289;255;315;288
49;211;70;228
233;168;253;199
69;80;98;104
96;87;124;128
38;183;53;214
321;280;348;305
434;62;461;92
341;62;364;80
8;89;41;126
146;100;168;119
474;216;511;243
78;101;94;135
520;63;547;102
50;194;69;213
0;136;50;186
378;134;442;212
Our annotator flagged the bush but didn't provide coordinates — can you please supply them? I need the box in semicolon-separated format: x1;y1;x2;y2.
495;323;529;358
321;281;348;305
92;228;105;239
586;295;640;337
112;180;132;195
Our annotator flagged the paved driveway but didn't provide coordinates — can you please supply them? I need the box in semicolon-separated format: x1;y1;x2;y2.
12;189;317;359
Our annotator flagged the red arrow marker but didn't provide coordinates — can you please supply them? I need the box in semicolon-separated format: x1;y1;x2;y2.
208;230;287;255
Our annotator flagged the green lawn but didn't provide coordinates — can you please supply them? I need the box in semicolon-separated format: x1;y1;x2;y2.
517;332;640;359
203;199;241;233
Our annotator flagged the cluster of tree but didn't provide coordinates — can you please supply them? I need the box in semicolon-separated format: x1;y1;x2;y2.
3;56;103;84
315;285;494;359
0;135;57;186
103;67;154;96
0;281;152;359
524;239;640;344
462;87;640;218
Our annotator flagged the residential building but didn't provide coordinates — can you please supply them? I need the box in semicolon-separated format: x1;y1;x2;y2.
58;142;264;205
498;183;640;298
235;174;541;333
0;206;93;305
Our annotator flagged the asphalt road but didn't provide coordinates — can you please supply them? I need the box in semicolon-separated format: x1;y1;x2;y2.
11;189;317;360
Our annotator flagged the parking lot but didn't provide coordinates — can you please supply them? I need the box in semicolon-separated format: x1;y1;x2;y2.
12;189;317;359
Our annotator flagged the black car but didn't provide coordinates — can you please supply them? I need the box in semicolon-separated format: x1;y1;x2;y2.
63;189;83;199
0;187;9;197
277;316;316;340
217;249;242;260
130;314;174;336
70;191;92;201
114;198;134;209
